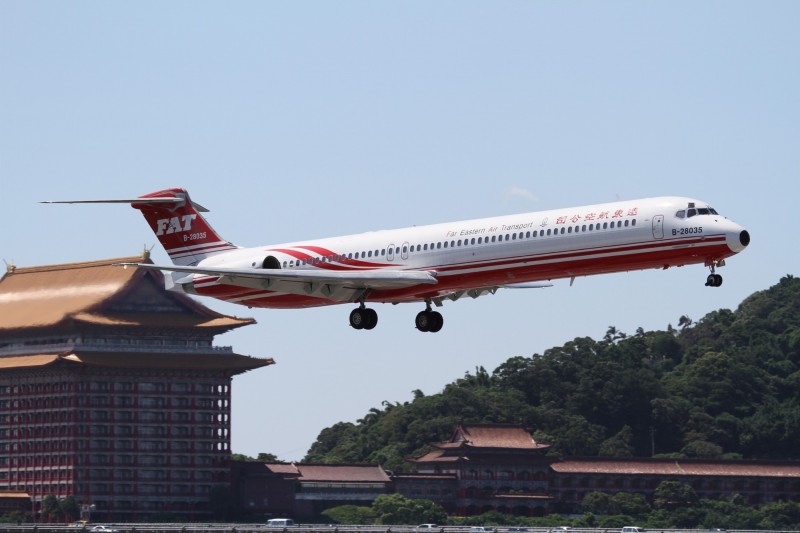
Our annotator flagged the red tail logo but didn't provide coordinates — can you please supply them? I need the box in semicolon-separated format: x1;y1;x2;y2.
155;214;197;235
132;188;236;265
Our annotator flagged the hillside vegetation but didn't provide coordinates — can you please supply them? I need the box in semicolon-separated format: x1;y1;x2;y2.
304;275;800;471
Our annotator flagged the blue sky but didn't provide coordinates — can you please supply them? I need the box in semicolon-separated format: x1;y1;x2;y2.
2;2;798;460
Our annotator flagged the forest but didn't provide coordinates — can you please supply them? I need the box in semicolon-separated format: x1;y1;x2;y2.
304;275;800;472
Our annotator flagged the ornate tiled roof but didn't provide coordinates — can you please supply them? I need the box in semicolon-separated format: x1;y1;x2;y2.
295;464;391;483
0;255;254;332
553;458;800;477
451;424;548;450
264;463;390;483
0;255;271;373
409;424;549;464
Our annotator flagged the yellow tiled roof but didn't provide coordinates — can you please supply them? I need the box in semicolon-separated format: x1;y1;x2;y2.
0;255;254;331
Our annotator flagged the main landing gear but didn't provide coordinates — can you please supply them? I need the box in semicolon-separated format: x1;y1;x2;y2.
705;261;723;287
415;302;444;333
349;304;378;330
348;301;445;333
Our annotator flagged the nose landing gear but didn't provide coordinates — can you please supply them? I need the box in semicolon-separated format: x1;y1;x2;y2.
705;261;723;287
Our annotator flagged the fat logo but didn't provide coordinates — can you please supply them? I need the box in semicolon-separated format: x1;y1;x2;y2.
156;214;197;235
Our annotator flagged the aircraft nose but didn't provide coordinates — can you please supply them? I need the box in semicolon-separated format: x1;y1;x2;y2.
727;225;750;253
739;230;751;247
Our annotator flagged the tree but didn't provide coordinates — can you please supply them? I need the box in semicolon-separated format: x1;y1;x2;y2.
371;493;446;525
59;496;80;522
41;495;60;523
321;504;376;524
582;492;611;514
609;492;650;516
653;481;698;510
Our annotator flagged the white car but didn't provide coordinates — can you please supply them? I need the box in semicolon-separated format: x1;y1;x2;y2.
90;526;120;533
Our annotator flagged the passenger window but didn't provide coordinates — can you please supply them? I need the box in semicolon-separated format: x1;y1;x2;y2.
624;220;629;227
444;242;448;248
632;219;637;226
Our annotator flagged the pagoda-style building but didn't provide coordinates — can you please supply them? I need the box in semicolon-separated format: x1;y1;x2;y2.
399;424;553;516
0;254;273;521
397;424;800;517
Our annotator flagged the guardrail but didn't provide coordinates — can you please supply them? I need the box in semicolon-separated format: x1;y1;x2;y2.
0;526;795;533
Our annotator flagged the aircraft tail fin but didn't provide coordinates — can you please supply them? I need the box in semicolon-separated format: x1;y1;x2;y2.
44;188;238;266
130;188;238;265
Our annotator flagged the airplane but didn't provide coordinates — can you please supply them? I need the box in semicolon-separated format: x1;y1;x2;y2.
44;188;750;333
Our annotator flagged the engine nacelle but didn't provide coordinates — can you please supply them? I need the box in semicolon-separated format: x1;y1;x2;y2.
261;256;281;269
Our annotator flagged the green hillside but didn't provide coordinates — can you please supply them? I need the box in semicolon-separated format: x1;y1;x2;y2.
304;275;800;471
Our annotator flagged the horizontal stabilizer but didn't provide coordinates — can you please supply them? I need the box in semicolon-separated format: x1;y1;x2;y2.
41;196;209;212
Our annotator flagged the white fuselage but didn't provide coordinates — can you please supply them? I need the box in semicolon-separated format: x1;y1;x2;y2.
187;196;749;309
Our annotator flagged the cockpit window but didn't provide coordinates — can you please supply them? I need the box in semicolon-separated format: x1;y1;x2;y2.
683;206;719;218
676;210;685;219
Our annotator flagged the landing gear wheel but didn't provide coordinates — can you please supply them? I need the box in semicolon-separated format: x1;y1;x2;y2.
350;307;378;330
350;308;366;329
705;273;723;287
428;311;444;333
415;310;444;333
363;308;378;330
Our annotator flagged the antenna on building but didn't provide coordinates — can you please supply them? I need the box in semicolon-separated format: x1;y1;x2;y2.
142;245;155;262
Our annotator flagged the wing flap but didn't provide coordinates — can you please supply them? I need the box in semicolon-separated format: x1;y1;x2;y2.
116;262;438;302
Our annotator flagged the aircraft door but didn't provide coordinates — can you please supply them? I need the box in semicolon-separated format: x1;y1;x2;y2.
401;242;410;260
652;215;664;239
387;244;395;261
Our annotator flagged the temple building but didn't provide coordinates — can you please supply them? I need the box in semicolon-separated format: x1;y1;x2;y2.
399;424;554;516
231;462;392;519
395;423;800;516
0;255;272;521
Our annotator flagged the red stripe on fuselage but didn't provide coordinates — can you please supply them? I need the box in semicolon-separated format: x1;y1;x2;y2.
190;237;733;309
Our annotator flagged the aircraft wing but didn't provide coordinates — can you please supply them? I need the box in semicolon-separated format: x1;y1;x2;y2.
116;262;438;303
427;281;552;307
